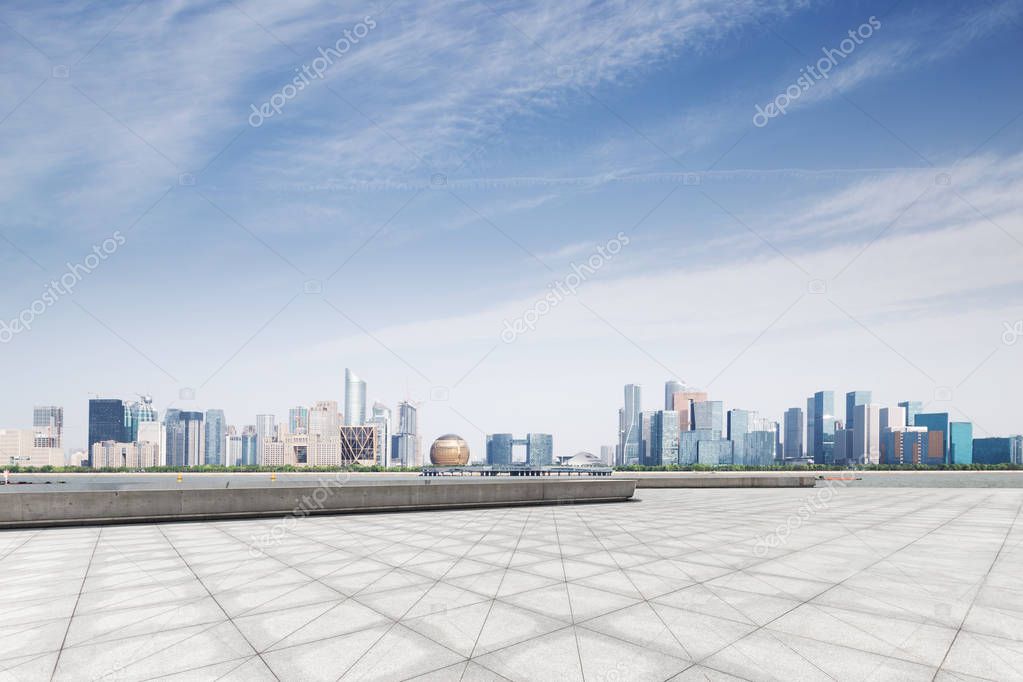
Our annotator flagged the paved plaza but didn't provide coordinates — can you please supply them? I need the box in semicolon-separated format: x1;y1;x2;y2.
1;487;1021;681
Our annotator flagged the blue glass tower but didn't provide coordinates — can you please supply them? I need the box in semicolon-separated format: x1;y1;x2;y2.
949;422;973;465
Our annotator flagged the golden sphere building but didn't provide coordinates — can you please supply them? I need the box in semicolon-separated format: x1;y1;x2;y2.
430;434;470;466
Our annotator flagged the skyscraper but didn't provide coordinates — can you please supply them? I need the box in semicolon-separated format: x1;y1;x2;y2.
165;409;204;467
204;409;226;466
851;403;881;465
526;433;554;466
368;402;392;465
949;422;973;465
619;384;642;465
664;380;683;410
693;400;723;436
32;405;63;448
88;398;127;466
125;396;157;442
344;368;367;425
845;391;872;431
391;401;419;466
670;388;708;431
307;401;339;440
727;409;750;466
783;407;804;459
288;406;309;434
898;401;923;427
240;425;259;466
809;391;836;465
255;414;276;464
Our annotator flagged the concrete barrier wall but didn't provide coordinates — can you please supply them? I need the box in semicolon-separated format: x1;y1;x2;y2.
633;475;815;488
0;479;637;528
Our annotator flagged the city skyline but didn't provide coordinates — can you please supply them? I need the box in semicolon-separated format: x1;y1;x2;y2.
2;0;1022;463
3;371;1020;467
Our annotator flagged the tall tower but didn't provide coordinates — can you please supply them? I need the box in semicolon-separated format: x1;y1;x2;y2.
204;409;227;466
88;398;127;466
620;384;642;465
664;380;683;410
344;368;367;426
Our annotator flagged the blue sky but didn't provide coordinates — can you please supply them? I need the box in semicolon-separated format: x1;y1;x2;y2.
2;0;1022;456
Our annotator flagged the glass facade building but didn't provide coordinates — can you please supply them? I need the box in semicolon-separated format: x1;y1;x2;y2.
810;391;836;465
204;409;226;466
344;368;367;426
972;436;1022;465
619;384;643;465
949;422;973;465
693;400;723;436
783;407;804;459
898;401;923;427
526;433;554;466
486;433;514;466
88;398;127;466
845;391;872;431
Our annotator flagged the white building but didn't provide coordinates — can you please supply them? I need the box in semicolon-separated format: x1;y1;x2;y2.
852;403;882;465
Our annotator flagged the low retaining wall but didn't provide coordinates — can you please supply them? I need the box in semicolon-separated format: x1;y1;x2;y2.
0;479;637;528
632;475;816;488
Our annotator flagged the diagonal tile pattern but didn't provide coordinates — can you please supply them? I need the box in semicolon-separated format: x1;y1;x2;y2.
0;487;1020;681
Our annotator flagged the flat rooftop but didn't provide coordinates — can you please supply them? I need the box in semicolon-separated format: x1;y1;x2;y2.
1;486;1021;680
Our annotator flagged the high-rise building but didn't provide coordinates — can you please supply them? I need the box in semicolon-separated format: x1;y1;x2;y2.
879;406;906;463
783;407;804;459
309;401;339;440
618;384;642;465
640;411;680;466
165;409;204;467
834;426;853;464
670;389;708;431
226;433;242;467
664;380;684;410
204;409;226;466
727;409;750;466
88;398;127;466
368;402;392;466
949;422;973;465
125;396;157;442
845;391;872;431
914;413;950;463
288;406;309;434
255;414;276;463
973;436;1022;465
486;434;514;466
240;425;259;466
600;445;615;466
526;433;554;466
898;401;923;427
344;368;367;425
393;401;419;466
693;401;723;436
32;405;63;448
809;391;836;465
806;397;816;461
852;403;881;465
